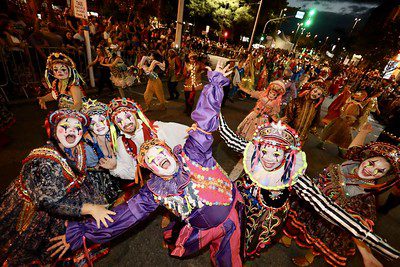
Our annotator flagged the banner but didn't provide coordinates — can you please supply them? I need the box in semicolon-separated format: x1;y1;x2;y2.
72;0;88;20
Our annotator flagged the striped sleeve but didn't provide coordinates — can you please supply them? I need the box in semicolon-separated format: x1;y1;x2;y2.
293;175;400;260
218;113;248;154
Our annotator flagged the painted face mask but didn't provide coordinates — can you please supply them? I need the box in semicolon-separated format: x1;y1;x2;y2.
56;117;83;148
259;145;285;171
358;156;391;180
267;88;279;100
310;88;323;100
52;63;70;80
144;145;177;177
90;114;109;136
114;110;137;134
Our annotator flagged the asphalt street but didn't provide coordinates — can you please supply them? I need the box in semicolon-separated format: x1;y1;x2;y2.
1;81;399;267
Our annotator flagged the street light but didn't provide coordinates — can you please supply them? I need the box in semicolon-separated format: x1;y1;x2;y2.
350;18;361;35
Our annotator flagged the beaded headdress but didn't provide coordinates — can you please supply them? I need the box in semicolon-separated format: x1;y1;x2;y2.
44;52;84;88
243;121;306;189
345;142;400;193
81;99;108;117
267;80;286;95
107;98;154;152
45;109;89;138
137;138;175;168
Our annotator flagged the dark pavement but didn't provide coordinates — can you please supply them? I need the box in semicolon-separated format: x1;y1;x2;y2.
1;82;399;267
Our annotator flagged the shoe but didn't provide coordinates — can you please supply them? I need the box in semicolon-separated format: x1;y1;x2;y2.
292;257;312;267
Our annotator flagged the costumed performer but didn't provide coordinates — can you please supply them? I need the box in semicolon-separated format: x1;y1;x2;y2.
105;98;188;182
322;85;351;125
183;51;206;115
237;80;285;141
0;109;116;265
218;115;400;262
283;124;400;267
50;62;245;267
38;52;86;110
284;79;327;141
138;52;167;112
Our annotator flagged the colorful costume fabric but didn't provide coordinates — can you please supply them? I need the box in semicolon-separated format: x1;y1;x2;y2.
106;98;188;181
0;108;110;265
322;88;351;125
284;143;400;266
320;98;364;149
65;71;244;266
219;120;400;260
237;80;285;140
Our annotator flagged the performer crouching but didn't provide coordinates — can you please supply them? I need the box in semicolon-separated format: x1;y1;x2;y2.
50;62;244;266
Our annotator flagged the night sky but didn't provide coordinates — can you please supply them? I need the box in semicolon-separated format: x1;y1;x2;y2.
280;0;384;40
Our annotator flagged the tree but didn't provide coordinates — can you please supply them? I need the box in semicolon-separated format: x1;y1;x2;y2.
187;0;254;30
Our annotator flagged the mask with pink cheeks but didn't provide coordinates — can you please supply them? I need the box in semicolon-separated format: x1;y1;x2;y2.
144;145;178;177
56;117;83;148
52;63;70;80
259;145;286;171
90;114;109;136
114;110;137;134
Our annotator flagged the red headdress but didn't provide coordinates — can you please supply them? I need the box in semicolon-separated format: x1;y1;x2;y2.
45;109;89;138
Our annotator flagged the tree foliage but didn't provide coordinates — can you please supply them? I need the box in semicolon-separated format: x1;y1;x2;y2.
187;0;254;29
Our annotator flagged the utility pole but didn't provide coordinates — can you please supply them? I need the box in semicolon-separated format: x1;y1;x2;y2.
248;0;264;50
175;0;184;48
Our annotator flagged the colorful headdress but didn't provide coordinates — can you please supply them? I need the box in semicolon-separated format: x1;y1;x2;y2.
345;142;400;193
309;79;328;96
45;109;89;138
243;121;307;190
81;99;108;117
44;52;84;88
267;80;286;95
107;98;154;152
137;138;174;168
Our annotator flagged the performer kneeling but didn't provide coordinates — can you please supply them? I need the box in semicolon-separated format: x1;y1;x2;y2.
50;63;244;267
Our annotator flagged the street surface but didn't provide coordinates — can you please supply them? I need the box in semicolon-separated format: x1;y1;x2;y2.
1;82;399;267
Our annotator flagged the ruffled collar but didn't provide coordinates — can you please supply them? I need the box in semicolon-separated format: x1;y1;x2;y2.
146;152;190;197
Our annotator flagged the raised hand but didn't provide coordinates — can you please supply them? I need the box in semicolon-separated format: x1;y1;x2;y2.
206;60;233;77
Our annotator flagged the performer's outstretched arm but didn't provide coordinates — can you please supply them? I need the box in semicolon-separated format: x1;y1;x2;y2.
293;175;400;260
218;113;247;154
65;185;159;251
183;69;230;167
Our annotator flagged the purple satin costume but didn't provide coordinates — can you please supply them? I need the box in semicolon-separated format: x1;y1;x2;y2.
66;71;244;267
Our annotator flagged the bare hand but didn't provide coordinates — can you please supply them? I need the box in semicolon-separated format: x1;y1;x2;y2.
99;156;117;170
47;234;70;259
360;123;373;133
38;97;47;110
206;60;233;77
88;204;116;229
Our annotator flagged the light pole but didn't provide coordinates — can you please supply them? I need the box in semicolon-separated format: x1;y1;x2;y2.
350;18;361;35
174;0;184;48
248;0;264;50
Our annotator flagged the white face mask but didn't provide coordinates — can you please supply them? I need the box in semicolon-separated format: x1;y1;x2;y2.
52;63;70;80
56;118;83;148
144;145;177;177
114;111;137;134
259;145;285;171
358;156;391;180
90;114;109;136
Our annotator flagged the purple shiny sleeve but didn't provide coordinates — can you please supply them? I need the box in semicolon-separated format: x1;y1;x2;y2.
66;185;159;251
183;71;230;167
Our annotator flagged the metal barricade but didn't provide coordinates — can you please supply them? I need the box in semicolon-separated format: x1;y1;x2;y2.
0;46;90;102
